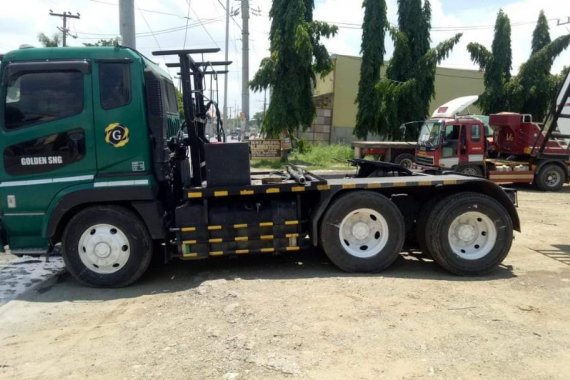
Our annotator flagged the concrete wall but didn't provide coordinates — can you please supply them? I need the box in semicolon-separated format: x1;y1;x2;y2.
429;67;484;115
299;94;334;144
310;55;485;144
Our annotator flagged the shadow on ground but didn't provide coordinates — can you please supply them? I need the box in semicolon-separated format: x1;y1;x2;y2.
532;245;570;266
20;247;516;303
509;183;570;193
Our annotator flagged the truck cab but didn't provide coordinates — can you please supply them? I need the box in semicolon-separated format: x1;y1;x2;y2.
0;46;179;254
415;96;488;176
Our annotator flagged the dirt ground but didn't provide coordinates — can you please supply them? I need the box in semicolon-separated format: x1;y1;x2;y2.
0;185;569;379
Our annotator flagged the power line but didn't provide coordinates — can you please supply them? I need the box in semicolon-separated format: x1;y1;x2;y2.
77;18;223;39
183;0;192;48
138;9;166;65
88;0;190;19
216;0;242;31
189;4;220;48
315;17;561;32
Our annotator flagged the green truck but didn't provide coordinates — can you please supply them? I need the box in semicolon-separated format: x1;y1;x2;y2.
0;46;520;287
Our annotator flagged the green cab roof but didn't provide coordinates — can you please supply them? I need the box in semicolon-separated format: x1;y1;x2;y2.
1;46;171;80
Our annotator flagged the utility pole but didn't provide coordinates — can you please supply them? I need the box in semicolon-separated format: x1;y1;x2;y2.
49;10;80;47
223;0;230;132
119;0;136;49
241;0;250;127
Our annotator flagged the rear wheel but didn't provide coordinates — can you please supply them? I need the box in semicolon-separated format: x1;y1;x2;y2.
320;191;405;272
534;164;565;191
62;205;153;287
426;192;513;275
394;153;415;169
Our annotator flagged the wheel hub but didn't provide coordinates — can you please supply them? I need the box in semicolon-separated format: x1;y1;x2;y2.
546;172;559;185
78;224;130;274
456;224;476;243
352;222;370;240
339;208;389;259
94;242;112;258
447;211;498;260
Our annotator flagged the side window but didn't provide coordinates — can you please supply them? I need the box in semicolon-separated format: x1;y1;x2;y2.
442;124;460;158
445;124;460;140
4;70;84;130
164;81;179;114
471;125;482;141
99;63;131;110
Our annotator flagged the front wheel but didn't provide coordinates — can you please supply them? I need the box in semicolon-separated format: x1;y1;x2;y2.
534;164;565;191
426;192;513;275
320;191;405;272
62;206;153;287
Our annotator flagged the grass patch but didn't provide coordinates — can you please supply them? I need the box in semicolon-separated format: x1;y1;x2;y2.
251;144;354;171
250;159;284;170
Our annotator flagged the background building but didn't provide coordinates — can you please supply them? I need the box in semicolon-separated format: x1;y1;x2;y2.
302;55;484;144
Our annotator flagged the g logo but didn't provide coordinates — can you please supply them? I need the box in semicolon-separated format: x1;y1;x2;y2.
105;123;130;148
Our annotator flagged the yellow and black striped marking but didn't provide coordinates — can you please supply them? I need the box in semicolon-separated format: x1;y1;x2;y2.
178;218;304;260
185;175;473;201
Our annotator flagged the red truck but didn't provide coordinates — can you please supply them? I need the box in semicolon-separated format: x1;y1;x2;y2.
415;76;570;191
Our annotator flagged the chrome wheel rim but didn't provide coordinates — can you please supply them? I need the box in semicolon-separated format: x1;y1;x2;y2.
78;224;130;274
339;208;389;258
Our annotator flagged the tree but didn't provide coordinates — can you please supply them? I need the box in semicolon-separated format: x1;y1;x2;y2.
376;0;461;140
467;10;512;114
386;0;431;82
37;33;60;47
253;111;266;129
250;0;337;138
532;10;551;55
468;10;570;120
506;12;570;121
354;0;387;139
176;89;185;120
83;38;120;47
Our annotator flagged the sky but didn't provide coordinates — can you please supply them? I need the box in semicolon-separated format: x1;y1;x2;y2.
0;0;568;118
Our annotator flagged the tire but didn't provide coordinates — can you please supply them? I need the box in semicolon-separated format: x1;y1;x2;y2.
394;153;415;169
319;191;405;272
456;165;483;177
415;196;444;258
426;192;513;276
62;205;153;287
534;164;565;191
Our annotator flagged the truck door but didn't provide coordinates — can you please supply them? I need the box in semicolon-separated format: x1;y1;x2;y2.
0;60;95;249
93;60;150;178
439;124;460;169
465;124;485;164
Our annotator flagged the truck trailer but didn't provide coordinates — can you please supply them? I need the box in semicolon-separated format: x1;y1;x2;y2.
0;46;520;287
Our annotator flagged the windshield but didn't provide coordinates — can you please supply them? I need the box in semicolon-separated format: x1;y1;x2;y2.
418;121;443;146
